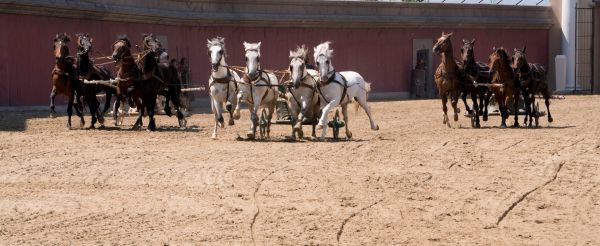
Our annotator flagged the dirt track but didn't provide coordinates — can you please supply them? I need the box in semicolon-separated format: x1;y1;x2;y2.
0;96;599;245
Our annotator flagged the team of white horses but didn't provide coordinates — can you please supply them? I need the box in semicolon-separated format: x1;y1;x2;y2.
206;37;379;140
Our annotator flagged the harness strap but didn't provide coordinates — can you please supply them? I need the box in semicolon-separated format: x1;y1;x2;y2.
318;71;348;104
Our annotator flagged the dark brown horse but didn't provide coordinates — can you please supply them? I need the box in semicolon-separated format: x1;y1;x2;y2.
140;33;187;128
512;46;553;126
111;35;185;131
433;32;461;127
75;33;115;115
459;39;494;122
456;38;481;128
50;33;84;129
73;33;119;128
488;47;520;128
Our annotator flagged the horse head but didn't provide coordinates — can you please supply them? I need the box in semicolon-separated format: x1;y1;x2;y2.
53;33;71;60
207;37;226;72
512;46;527;69
433;32;453;55
313;41;334;81
289;45;308;89
243;41;261;79
76;33;93;54
461;38;475;63
112;35;132;61
488;47;512;80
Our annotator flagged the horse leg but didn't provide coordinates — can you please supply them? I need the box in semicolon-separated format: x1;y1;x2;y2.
522;91;531;127
544;91;553;123
317;100;336;141
147;94;157;131
49;86;57;118
495;91;507;128
132;94;144;130
247;103;259;140
266;101;275;139
289;103;300;140
103;91;112;115
341;103;352;139
470;89;480;128
73;94;85;128
483;91;492;121
66;93;74;130
461;90;472;115
477;88;485;116
169;89;187;129
441;92;449;126
512;89;520;127
356;91;379;130
233;93;243;120
88;96;98;129
451;88;459;122
227;83;237;126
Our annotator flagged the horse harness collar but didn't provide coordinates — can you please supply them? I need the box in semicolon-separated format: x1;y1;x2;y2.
286;73;317;108
317;71;349;104
242;70;277;104
210;68;238;100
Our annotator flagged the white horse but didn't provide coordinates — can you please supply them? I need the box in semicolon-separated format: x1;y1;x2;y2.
207;37;240;139
313;41;379;140
286;45;320;140
233;42;279;140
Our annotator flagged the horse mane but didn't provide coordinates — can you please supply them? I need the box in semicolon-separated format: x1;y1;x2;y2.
243;41;261;54
54;33;70;43
314;41;333;59
207;37;225;49
495;47;510;62
116;34;131;48
289;45;307;60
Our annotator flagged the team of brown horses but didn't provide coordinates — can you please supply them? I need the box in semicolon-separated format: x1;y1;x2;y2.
433;32;553;128
50;33;186;130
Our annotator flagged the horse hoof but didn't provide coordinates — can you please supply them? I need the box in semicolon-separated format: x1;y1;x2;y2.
372;125;379;131
297;131;304;139
317;124;324;130
500;124;507;129
483;115;488;121
50;113;56;119
211;134;217;139
247;132;255;140
548;117;554;123
87;125;95;130
454;115;459;121
346;132;353;139
228;119;235;126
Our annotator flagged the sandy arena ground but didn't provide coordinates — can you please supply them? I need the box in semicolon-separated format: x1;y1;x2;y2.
0;95;599;245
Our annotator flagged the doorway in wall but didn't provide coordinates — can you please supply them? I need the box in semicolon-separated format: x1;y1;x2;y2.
412;39;434;98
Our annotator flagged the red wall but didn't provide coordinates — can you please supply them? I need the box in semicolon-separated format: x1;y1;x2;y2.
0;13;549;106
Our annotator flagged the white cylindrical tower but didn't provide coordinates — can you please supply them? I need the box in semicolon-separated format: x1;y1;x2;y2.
561;0;578;90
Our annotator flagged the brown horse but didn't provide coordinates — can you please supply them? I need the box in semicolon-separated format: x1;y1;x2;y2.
111;36;146;129
488;47;520;128
512;46;553;126
433;32;460;127
112;35;185;131
50;33;84;129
